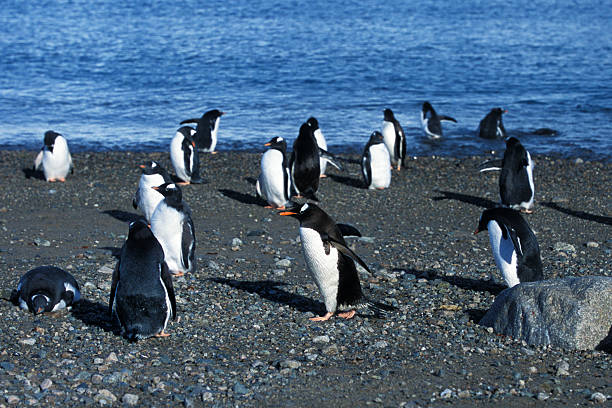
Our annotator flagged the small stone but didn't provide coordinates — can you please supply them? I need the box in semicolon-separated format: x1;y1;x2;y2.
207;261;220;271
233;382;249;395
40;378;53;391
6;395;19;404
553;242;575;253
91;374;103;384
313;335;330;343
280;360;301;369
275;259;291;268
590;392;607;403
93;358;104;365
19;338;36;346
97;265;114;274
537;392;550;401
586;241;599;248
105;352;118;363
528;366;538;374
574;158;584;164
440;389;452;399
322;344;338;355
246;230;265;237
457;390;470;398
122;394;139;406
555;360;570;376
33;238;51;247
229;238;243;247
94;389;117;404
373;340;388;349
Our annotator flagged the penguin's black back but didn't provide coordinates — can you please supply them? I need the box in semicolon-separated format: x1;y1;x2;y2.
16;266;80;312
422;102;442;135
500;138;532;206
291;123;320;199
478;108;506;139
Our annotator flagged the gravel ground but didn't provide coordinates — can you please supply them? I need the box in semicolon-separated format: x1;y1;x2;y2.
0;150;610;407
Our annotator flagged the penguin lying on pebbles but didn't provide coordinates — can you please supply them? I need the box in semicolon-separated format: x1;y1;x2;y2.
12;266;80;314
170;126;202;184
180;109;225;153
477;108;507;139
256;136;291;209
133;161;172;223
474;207;543;288
381;108;406;171
420;101;457;140
33;130;73;182
110;220;176;340
281;203;396;321
361;131;391;190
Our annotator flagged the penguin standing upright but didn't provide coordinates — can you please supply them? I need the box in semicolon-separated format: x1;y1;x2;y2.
109;220;176;340
11;266;80;314
133;161;173;223
474;207;543;288
33;130;73;182
289;122;320;201
361;131;391;190
280;203;396;321
180;109;225;153
500;137;535;213
256;136;291;209
150;183;196;276
477;108;507;139
420;101;457;140
306;117;328;178
170;126;202;184
381;109;406;170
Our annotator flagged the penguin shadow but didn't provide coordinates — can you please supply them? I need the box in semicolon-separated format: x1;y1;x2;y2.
23;167;45;180
71;299;115;333
244;177;257;186
102;210;143;224
596;325;612;354
432;190;497;209
210;278;323;314
218;189;267;207
399;268;505;295
541;201;612;226
101;247;121;259
327;174;366;189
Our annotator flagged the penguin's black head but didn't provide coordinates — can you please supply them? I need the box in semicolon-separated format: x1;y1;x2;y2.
177;126;196;144
491;108;507;117
43;130;61;152
31;293;50;315
369;131;384;143
505;137;521;148
306;117;319;130
298;122;314;140
422;101;433;112
264;136;287;151
203;109;225;120
140;161;160;175
128;219;155;241
474;211;490;235
152;182;182;202
280;202;323;221
383;108;395;121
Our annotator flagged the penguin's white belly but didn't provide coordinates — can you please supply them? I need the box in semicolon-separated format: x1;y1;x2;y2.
137;174;166;222
520;152;535;210
368;144;391;189
314;129;327;175
300;228;339;313
42;143;71;180
381;121;396;163
487;221;520;287
260;150;287;207
151;205;185;273
170;134;189;181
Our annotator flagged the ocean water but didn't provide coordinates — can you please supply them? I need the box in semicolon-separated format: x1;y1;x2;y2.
1;0;611;161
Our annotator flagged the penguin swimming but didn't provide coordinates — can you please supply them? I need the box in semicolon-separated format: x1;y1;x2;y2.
500;137;535;213
280;203;396;321
33;130;73;182
150;183;196;276
474;207;543;288
256;136;291;209
361;131;391;190
289;122;321;201
110;220;177;340
170;125;202;184
381;108;406;170
180;109;225;153
420;101;457;140
477;108;507;139
11;266;80;315
306;117;329;178
133;161;173;223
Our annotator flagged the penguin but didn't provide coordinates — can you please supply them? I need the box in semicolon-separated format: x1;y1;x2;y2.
11;266;80;315
256;136;291;209
288;122;321;201
33;130;73;182
474;207;543;288
170;125;202;184
280;203;396;321
500;137;535;213
381;108;406;170
306;117;329;178
133;161;173;223
180;109;225;153
361;131;391;190
420;101;457;140
477;108;508;139
109;220;177;340
150;183;196;276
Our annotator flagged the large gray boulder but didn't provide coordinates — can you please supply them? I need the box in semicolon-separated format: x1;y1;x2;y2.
480;276;612;351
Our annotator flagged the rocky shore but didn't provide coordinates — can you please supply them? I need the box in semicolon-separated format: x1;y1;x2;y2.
0;150;610;407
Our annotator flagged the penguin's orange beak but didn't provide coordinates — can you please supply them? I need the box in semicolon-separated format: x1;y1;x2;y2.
36;307;44;314
503;109;508;114
191;141;196;147
139;164;145;169
152;186;159;191
264;142;271;146
473;228;481;235
279;211;297;216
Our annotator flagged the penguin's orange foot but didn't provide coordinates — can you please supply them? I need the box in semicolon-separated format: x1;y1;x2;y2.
154;330;170;338
396;164;401;171
376;187;385;190
48;178;57;182
521;208;534;214
319;174;327;178
337;310;356;319
293;195;303;199
275;205;286;210
172;271;185;277
211;151;218;154
265;205;274;208
177;181;190;185
309;312;334;322
58;178;66;182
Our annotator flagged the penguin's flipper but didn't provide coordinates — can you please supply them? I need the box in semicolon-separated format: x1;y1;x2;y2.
362;150;372;187
507;226;523;257
323;234;371;274
180;118;199;125
337;224;362;237
439;115;457;123
133;188;140;210
479;167;502;173
181;219;195;272
318;148;343;171
160;262;177;320
109;260;120;317
34;149;43;170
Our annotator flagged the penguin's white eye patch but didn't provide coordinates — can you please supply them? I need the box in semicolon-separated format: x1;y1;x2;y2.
151;162;157;168
300;203;309;213
129;221;136;227
277;137;283;142
190;129;196;136
168;183;176;189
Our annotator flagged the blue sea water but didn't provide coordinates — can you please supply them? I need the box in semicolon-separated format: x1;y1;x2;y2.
1;0;611;161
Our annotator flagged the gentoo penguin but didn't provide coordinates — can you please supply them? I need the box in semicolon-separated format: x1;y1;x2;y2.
474;207;543;288
289;122;321;201
110;220;176;340
11;266;80;314
306;117;329;178
280;203;396;321
180;109;225;153
477;108;508;139
361;131;391;190
256;136;291;209
170;125;202;184
381;108;406;170
420;101;457;140
150;183;196;276
133;161;173;223
500;137;535;213
33;130;73;182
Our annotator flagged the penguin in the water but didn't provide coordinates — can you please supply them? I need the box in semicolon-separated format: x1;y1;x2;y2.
280;203;396;321
109;220;177;340
474;207;543;288
381;109;406;170
477;108;508;139
361;131;391;190
306;117;329;178
150;183;196;276
500;137;535;213
420;101;457;140
256;136;291;209
133;161;173;223
11;266;80;315
33;130;73;182
180;109;225;153
289;122;320;201
170;125;202;184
